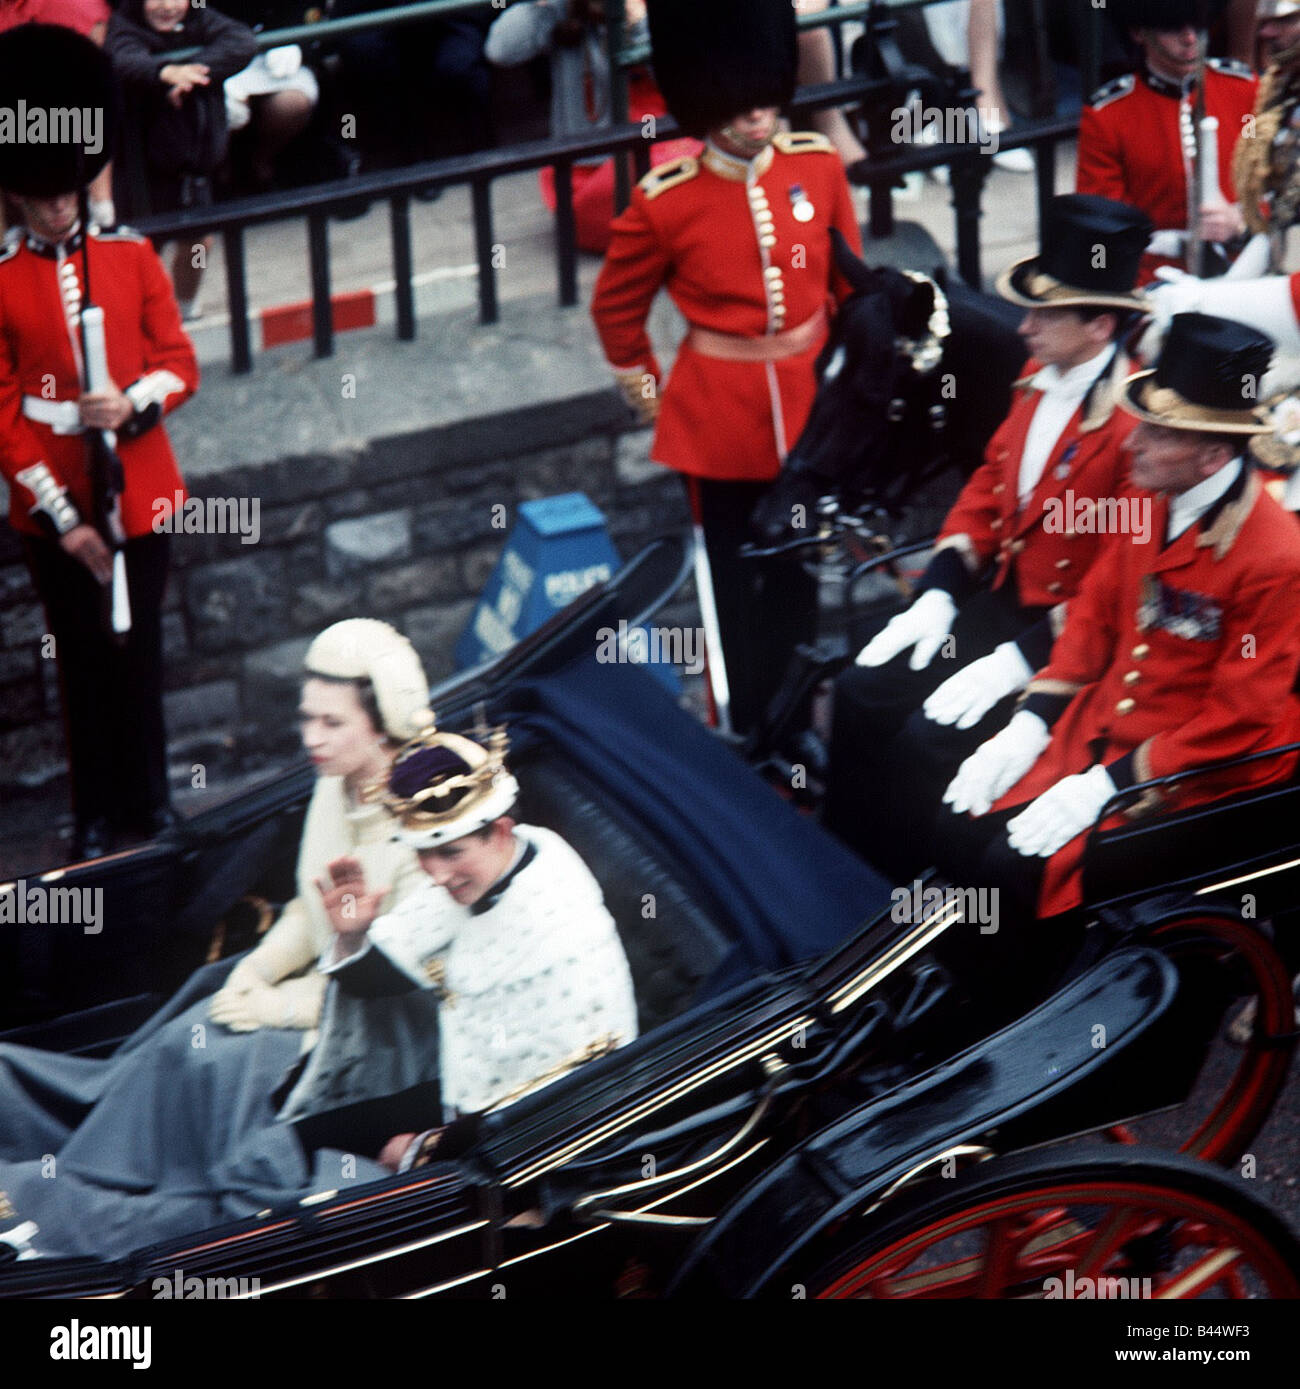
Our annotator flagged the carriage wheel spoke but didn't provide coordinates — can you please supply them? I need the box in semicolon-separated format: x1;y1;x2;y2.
1155;1246;1243;1299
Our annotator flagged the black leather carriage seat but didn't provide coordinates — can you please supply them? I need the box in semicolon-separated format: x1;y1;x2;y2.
510;747;736;1035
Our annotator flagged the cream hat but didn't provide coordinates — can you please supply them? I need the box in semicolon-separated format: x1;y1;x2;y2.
304;619;433;741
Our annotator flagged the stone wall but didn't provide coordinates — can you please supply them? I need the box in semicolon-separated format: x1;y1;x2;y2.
0;395;689;795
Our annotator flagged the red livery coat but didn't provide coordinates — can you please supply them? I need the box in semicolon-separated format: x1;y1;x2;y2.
0;225;197;539
590;131;862;482
993;471;1300;917
934;355;1139;608
1076;61;1258;283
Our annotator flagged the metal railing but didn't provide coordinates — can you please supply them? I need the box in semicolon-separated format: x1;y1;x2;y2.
132;0;1106;370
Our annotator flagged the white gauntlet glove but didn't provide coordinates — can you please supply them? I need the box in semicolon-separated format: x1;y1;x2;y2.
855;588;956;671
923;641;1033;730
264;44;303;80
1005;763;1118;858
943;710;1050;817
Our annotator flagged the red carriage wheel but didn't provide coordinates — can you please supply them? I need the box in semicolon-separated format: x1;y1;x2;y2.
1117;911;1296;1164
801;1147;1300;1300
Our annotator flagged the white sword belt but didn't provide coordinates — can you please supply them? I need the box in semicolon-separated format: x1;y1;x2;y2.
22;396;83;434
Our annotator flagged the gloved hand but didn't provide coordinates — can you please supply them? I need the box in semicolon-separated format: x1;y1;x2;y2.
88;198;115;229
855;588;957;671
923;641;1033;730
943;709;1051;817
1145;229;1186;260
1146;265;1300;356
614;369;660;426
263;44;303;80
208;969;324;1032
209;977;292;1032
1005;763;1118;858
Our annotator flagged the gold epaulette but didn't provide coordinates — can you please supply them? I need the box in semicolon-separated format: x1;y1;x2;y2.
773;130;836;156
639;156;700;201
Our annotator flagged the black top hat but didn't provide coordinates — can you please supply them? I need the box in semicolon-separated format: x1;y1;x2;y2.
1109;0;1229;33
0;24;117;197
1123;313;1274;433
997;195;1153;311
647;0;796;140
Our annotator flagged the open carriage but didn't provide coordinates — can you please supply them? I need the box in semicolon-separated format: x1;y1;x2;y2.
2;535;1298;1300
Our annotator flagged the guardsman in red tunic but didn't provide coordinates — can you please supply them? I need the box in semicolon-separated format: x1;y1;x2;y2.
1077;0;1257;283
821;196;1151;880
940;312;1300;921
590;0;862;735
0;25;198;860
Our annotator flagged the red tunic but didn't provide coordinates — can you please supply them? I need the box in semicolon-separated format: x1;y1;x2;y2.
1076;61;1258;284
935;356;1138;608
992;471;1300;917
590;131;862;482
0;225;197;539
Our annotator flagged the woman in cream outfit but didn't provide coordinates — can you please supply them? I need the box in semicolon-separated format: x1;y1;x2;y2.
0;619;433;1261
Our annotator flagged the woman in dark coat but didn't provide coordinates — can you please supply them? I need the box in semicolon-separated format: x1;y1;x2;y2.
106;0;257;316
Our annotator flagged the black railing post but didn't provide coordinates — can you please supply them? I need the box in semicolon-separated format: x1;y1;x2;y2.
472;179;498;325
390;193;415;341
868;176;895;239
608;0;632;215
222;224;252;374
1034;137;1057;235
950;152;988;289
553;159;578;308
307;212;333;358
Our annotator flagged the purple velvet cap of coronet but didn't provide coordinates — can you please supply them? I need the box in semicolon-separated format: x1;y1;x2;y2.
389;743;473;800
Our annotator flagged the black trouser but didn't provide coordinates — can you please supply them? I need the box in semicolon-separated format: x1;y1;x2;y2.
822;586;1045;881
686;476;819;738
22;532;172;835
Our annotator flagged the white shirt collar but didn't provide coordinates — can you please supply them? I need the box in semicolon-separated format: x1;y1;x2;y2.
1031;345;1115;399
1167;457;1243;542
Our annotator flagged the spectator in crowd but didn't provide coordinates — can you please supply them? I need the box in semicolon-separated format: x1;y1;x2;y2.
795;0;868;169
922;0;1034;172
106;0;258;319
485;0;697;254
220;0;322;190
329;0;493;170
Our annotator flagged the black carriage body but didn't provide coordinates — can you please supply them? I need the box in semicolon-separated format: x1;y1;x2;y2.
0;540;1295;1298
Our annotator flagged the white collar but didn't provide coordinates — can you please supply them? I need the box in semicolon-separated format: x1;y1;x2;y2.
1167;457;1243;541
1031;345;1114;399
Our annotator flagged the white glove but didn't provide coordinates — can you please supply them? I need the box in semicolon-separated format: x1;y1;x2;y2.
923;641;1033;730
88;198;115;229
855;588;956;671
1146;229;1186;260
264;44;303;80
1228;232;1273;281
1005;763;1118;858
943;710;1051;817
1146;269;1300;357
